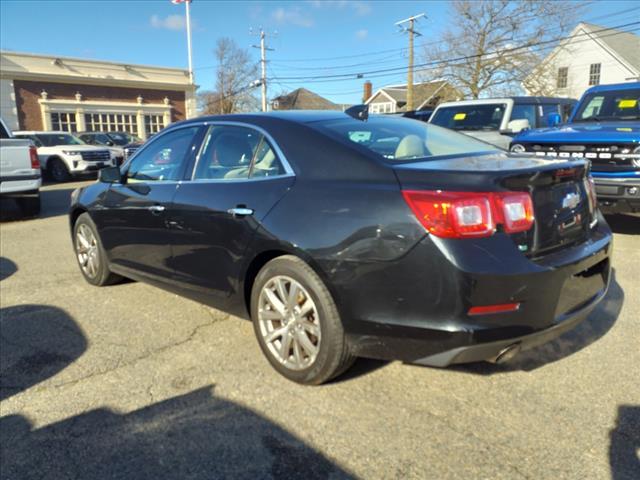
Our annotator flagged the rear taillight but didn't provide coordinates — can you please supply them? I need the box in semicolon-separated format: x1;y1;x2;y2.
402;190;535;239
29;145;40;169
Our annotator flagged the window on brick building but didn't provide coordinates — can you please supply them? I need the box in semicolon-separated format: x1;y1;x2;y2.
145;114;165;136
84;113;138;134
51;112;77;132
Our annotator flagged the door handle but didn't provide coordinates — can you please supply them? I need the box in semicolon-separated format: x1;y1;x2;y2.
227;207;254;217
148;205;165;214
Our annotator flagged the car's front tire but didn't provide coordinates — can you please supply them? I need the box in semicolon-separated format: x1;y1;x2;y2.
48;158;71;182
251;255;355;385
73;213;121;286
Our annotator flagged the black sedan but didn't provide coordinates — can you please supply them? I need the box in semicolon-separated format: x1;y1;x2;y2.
69;111;612;384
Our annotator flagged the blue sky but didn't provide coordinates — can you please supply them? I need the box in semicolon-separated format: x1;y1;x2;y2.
0;0;636;104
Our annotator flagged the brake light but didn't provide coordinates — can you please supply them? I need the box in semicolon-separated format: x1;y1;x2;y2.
402;190;535;239
493;192;534;233
29;145;40;169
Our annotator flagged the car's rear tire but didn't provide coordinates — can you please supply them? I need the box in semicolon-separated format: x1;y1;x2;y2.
48;158;70;182
73;212;121;286
16;193;40;217
251;255;355;385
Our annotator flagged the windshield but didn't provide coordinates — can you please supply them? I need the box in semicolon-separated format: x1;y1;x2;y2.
573;89;640;122
430;104;507;131
107;132;140;145
312;116;498;162
35;133;84;147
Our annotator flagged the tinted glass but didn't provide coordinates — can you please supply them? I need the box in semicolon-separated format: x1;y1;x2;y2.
34;134;84;146
314;117;498;162
127;126;200;182
540;104;560;127
193;126;261;180
107;132;132;145
510;104;537;129
430;104;507;131
574;89;640;121
250;138;286;178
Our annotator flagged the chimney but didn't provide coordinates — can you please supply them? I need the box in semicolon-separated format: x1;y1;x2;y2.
363;81;372;103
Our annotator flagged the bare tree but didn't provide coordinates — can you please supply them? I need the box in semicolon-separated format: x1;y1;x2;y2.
421;0;586;98
198;38;259;114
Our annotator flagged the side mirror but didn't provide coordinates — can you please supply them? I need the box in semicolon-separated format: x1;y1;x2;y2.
98;166;123;184
506;118;530;134
547;112;562;127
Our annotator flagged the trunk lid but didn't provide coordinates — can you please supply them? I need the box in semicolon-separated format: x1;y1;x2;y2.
393;153;595;257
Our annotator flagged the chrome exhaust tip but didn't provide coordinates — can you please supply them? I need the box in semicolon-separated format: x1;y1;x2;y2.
490;343;521;364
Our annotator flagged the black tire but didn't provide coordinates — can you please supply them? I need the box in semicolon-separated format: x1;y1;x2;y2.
73;213;121;286
48;157;71;182
16;193;40;217
251;255;355;385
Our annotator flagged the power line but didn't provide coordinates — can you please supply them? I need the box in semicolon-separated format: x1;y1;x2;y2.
268;22;640;82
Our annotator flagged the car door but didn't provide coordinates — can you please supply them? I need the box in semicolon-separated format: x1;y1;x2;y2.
168;124;295;306
95;125;203;281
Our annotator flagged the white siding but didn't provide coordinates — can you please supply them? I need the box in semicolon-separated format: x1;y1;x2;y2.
0;79;19;130
525;26;639;99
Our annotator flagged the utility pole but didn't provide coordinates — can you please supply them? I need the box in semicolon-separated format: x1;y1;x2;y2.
252;28;275;112
395;14;425;111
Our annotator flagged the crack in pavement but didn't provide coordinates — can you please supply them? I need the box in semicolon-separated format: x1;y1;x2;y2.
49;315;232;391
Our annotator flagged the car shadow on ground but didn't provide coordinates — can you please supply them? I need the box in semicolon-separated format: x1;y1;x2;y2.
0;257;18;281
0;304;353;479
605;214;640;234
609;405;640;480
0;385;354;480
0;184;78;222
447;269;624;375
0;304;87;402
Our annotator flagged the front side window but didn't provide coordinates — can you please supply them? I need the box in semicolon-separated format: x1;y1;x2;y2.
430;104;507;131
589;63;601;86
557;67;568;88
127;126;200;182
573;89;640;122
314;116;498;162
510;104;537;130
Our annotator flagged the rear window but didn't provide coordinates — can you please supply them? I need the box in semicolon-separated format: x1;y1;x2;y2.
430;103;507;131
312;116;498;162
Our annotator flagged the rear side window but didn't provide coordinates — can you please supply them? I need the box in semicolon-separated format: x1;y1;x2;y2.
314;117;498;162
193;125;286;180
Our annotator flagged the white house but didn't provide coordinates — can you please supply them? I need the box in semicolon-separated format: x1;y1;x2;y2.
364;80;461;114
524;23;640;99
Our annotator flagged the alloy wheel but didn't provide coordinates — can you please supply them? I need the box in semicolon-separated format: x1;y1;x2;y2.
258;275;321;371
76;224;99;278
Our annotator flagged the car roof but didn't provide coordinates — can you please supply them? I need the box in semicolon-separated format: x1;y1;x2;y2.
583;81;640;94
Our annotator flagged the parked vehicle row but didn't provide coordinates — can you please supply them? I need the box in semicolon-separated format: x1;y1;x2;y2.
78;131;143;165
429;96;576;150
0;117;41;215
69;110;611;384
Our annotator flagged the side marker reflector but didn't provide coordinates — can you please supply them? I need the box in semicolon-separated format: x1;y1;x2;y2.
468;303;521;316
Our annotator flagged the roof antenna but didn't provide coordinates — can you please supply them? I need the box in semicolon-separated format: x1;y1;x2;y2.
345;104;369;121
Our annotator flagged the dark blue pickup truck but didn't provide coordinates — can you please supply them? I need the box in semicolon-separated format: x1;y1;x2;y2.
510;82;640;213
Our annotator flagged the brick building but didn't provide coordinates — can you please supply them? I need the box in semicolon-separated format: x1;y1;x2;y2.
1;50;196;140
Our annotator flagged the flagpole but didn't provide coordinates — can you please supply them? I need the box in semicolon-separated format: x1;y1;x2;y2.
185;0;194;85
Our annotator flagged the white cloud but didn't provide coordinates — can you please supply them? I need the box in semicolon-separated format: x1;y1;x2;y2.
355;29;368;40
150;14;187;31
308;1;371;16
271;6;314;27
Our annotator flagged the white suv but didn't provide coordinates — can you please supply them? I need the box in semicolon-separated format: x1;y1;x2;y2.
13;131;116;182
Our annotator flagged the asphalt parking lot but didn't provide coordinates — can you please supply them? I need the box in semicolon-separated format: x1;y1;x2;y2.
1;180;639;480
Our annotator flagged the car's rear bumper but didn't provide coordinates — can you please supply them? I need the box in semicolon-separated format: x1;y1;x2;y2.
592;173;640;213
338;217;613;366
0;174;41;195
